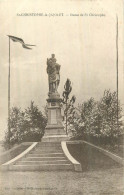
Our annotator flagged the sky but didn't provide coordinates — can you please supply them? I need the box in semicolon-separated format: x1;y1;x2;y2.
0;0;124;140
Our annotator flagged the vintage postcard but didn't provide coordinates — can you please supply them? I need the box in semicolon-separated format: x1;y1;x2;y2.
0;0;124;194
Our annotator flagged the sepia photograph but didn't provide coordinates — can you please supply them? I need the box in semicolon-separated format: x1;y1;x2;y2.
0;0;124;194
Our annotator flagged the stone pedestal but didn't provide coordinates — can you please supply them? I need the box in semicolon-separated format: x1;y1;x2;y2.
42;93;68;142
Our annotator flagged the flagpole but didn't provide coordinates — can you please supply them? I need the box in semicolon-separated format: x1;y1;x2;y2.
116;15;118;129
7;35;35;148
8;36;11;147
116;14;120;149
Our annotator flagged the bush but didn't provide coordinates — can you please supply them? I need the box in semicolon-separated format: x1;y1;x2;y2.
4;101;47;149
71;90;124;145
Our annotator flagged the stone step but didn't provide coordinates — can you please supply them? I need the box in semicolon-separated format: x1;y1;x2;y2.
33;148;63;151
34;148;63;152
37;143;61;147
28;153;64;157
36;145;62;148
38;142;61;146
9;164;73;171
36;146;62;150
15;160;69;165
42;136;68;142
30;150;63;154
21;157;66;161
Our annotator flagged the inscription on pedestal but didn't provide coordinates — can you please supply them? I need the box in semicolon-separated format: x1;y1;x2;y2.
51;110;57;124
51;102;56;106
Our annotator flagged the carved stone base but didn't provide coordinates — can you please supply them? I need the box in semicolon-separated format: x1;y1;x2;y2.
42;94;67;142
45;125;65;135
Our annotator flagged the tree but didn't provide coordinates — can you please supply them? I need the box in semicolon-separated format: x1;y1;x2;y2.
62;79;76;135
23;101;47;141
72;90;123;145
4;101;47;149
98;90;123;144
79;98;98;137
4;107;24;149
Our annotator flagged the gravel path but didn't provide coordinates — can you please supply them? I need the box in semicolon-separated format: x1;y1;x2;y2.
0;167;123;195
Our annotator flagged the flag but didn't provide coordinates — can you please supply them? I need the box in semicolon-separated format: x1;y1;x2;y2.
8;35;36;49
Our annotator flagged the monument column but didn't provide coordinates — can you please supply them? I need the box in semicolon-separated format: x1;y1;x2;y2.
42;54;68;142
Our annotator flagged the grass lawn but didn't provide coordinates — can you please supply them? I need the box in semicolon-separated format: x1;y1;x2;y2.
0;168;123;195
97;144;124;158
0;144;31;165
67;143;122;171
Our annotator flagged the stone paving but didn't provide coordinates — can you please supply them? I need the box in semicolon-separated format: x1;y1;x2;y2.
0;167;123;195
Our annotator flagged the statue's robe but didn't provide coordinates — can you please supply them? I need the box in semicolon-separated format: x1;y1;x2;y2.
47;64;56;84
47;57;60;93
47;64;60;83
